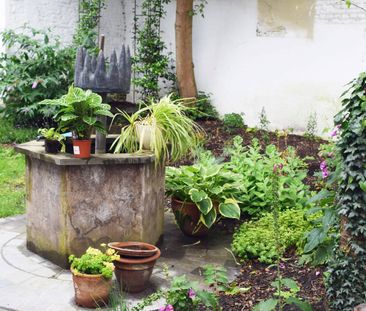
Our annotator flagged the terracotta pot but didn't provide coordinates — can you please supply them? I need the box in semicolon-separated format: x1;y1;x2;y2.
108;241;158;258
171;196;209;237
71;267;112;308
45;139;61;154
114;248;161;293
72;139;91;158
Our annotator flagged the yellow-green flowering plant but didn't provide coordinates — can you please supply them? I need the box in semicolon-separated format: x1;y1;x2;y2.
69;245;120;279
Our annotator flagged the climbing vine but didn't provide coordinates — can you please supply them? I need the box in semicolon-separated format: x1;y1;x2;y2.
73;0;105;51
132;0;175;102
326;72;366;310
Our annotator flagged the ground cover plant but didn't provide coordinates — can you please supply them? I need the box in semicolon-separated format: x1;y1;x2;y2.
0;117;37;144
0;146;25;218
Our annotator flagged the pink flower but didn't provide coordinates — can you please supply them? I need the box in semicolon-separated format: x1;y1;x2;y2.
320;161;327;170
320;161;329;178
31;81;38;89
273;163;283;173
160;305;174;311
315;271;320;276
188;288;196;299
330;125;341;137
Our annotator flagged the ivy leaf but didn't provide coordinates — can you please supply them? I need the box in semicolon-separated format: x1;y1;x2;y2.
359;181;366;192
189;188;207;203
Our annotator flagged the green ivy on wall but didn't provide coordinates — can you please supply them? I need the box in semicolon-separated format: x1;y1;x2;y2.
326;72;366;310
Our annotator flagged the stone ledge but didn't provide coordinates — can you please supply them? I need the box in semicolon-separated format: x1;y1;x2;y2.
15;140;155;166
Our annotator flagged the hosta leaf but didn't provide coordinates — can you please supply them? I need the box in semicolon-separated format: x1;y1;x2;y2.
253;299;278;311
189;188;207;202
196;198;213;215
219;200;240;219
200;208;217;229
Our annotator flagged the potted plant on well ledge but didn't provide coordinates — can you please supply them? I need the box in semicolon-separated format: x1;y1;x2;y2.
166;151;242;237
38;128;65;154
41;85;113;158
111;94;204;163
69;246;119;308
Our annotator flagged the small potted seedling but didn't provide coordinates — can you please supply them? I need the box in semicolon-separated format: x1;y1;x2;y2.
69;245;120;308
41;85;113;158
38;128;65;154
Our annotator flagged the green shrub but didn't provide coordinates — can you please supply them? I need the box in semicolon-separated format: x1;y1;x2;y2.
232;209;314;263
185;92;219;121
223;113;245;132
0;117;37;143
225;136;310;217
0;26;75;127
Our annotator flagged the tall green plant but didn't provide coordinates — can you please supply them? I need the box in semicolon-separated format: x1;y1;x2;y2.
0;27;74;126
326;72;366;310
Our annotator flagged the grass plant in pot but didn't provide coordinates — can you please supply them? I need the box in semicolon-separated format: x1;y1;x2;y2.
69;246;119;308
111;94;204;163
166;151;242;237
41;85;113;158
38;127;65;154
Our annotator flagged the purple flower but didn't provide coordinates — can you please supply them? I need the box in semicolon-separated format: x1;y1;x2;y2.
315;271;321;276
159;305;174;311
322;168;329;178
31;81;38;89
279;263;285;269
188;288;196;299
330;125;341;137
320;161;327;170
320;161;329;178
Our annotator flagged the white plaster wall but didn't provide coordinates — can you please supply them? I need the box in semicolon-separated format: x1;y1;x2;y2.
0;0;5;53
3;0;366;133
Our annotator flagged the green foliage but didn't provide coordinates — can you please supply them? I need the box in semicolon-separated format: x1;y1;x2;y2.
222;113;245;132
0;117;37;144
326;72;366;310
0;26;74;126
166;151;242;229
259;107;271;143
225;136;310;217
132;0;175;101
38;128;65;142
73;0;105;52
112;94;203;163
232;208;313;263
304;112;318;139
69;246;119;280
0;146;25;218
184;92;219;121
41;86;113;139
301;143;340;266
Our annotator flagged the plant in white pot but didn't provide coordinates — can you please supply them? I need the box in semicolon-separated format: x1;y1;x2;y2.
111;94;204;163
41;85;113;158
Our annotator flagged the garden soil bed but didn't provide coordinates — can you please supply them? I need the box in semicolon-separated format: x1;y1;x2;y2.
191;120;328;310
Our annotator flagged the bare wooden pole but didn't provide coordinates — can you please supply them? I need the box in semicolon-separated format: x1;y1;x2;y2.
95;34;107;154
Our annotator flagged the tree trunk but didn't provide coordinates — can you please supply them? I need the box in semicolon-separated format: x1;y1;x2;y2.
175;0;197;98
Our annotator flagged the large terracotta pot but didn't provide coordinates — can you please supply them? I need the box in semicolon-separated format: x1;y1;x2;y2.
71;268;112;308
113;247;161;293
171;196;209;237
72;139;91;158
108;241;158;258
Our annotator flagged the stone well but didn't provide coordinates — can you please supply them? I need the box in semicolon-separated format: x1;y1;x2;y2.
15;140;164;268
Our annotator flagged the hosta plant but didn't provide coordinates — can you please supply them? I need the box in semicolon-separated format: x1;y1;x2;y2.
166;151;241;229
41;85;113;139
112;94;204;163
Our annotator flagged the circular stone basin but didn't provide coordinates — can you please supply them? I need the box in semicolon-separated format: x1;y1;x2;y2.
108;242;158;258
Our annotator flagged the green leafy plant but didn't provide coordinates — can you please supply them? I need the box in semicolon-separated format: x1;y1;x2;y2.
132;0;175;101
232;208;313;263
222;113;245;132
184;92;219;121
253;164;313;311
166;151;241;229
41;85;113;139
259;106;270;144
112;94;203;163
38;128;65;142
0;117;37;143
326;72;366;310
304;112;318;139
0;26;74;127
225;136;310;217
69;246;120;279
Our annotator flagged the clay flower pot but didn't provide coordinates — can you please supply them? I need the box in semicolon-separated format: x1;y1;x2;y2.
71;267;112;308
108;241;158;258
72;139;91;158
171;196;209;237
45;139;61;154
113;246;161;293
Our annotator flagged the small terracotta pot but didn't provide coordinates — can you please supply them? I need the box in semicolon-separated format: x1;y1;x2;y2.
171;196;209;237
108;241;158;258
114;247;161;293
72;139;91;158
45;139;61;154
71;268;112;308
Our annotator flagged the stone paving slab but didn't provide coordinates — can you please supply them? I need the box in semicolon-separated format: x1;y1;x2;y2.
0;212;239;311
